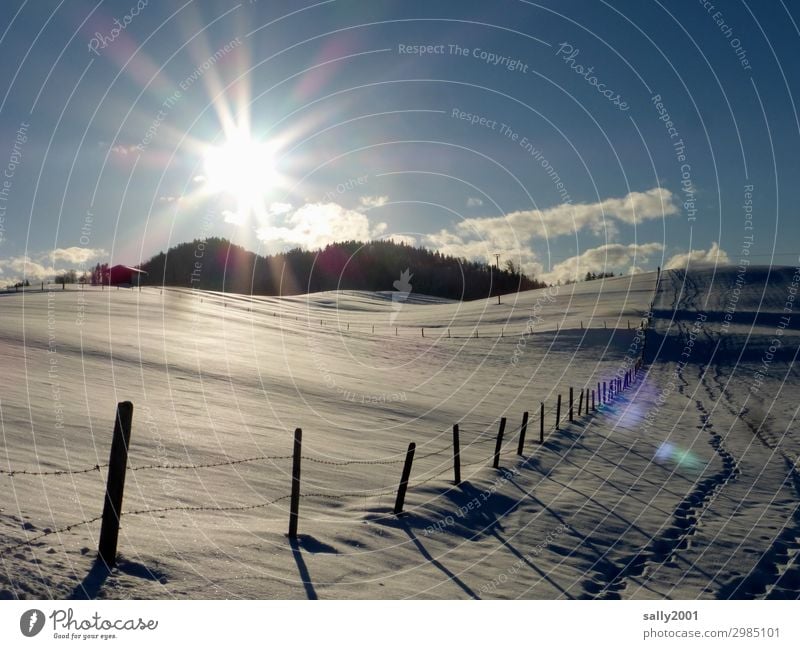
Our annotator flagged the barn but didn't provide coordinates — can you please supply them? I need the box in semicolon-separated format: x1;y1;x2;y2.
107;265;147;287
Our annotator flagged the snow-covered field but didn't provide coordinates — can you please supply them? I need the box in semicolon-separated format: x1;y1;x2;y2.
1;267;798;599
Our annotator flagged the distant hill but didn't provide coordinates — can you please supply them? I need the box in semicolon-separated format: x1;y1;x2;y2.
139;238;546;301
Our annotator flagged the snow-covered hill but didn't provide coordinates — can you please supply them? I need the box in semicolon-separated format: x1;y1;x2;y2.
1;266;797;599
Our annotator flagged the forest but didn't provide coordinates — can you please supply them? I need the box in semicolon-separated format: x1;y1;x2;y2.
139;238;548;301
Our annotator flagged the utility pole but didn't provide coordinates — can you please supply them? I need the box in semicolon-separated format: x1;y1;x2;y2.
494;253;501;305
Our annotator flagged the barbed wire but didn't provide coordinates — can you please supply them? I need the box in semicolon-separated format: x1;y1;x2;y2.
0;464;104;477
0;406;564;479
0;378;628;483
0;389;634;557
128;455;293;472
0;281;647;560
0;515;103;557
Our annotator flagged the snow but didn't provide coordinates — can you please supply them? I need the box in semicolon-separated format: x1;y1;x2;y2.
1;267;798;599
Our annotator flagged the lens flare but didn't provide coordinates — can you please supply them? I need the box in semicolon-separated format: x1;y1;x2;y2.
654;441;703;472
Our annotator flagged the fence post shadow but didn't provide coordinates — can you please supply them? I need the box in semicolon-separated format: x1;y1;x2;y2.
68;558;110;599
398;519;480;600
289;536;318;600
67;556;167;600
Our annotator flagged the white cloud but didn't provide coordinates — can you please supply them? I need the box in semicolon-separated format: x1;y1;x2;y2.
110;144;138;156
257;202;387;249
242;189;693;284
424;229;501;262
193;175;206;183
222;209;244;225
664;241;729;270
459;187;677;245
413;187;677;279
48;247;107;265
466;197;483;207
385;234;417;246
0;257;59;285
359;195;389;208
539;242;664;284
9;257;54;278
421;230;543;278
158;195;180;203
0;248;107;285
268;202;293;215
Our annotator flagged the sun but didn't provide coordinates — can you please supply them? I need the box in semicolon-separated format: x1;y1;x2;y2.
203;132;276;220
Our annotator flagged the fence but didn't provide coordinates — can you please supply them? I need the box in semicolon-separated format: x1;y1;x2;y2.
7;283;650;342
1;275;660;566
1;361;645;567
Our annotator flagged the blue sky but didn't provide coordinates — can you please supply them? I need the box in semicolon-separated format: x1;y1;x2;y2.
0;0;798;285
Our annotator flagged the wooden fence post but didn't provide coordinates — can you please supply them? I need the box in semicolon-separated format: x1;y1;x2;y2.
98;401;134;567
394;442;416;515
555;394;561;430
452;424;461;485
569;387;574;422
539;402;545;443
591;389;595;411
578;389;584;416
517;411;528;455
597;382;601;405
603;381;607;403
492;417;507;468
288;427;302;538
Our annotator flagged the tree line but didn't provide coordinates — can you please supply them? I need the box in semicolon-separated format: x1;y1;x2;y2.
54;264;109;285
139;238;548;301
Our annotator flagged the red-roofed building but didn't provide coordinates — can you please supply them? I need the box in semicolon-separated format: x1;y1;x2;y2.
108;265;147;286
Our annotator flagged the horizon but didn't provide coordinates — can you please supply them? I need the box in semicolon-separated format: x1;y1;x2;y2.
8;234;784;294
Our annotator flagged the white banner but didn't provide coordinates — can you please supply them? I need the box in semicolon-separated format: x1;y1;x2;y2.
1;600;796;648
